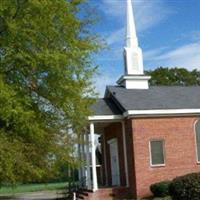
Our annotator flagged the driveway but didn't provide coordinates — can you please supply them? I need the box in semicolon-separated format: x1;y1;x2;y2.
0;190;68;200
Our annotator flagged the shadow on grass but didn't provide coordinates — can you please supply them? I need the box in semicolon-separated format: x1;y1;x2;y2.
0;196;14;200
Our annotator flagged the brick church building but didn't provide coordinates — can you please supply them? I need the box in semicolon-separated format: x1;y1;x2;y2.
78;0;200;199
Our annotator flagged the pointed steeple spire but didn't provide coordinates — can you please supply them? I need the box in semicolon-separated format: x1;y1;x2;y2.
126;0;138;48
124;0;143;75
117;0;151;89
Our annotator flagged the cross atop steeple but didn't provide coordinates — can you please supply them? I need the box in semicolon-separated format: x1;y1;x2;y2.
117;0;151;89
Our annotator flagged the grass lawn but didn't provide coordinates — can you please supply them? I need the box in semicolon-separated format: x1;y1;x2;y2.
0;182;68;195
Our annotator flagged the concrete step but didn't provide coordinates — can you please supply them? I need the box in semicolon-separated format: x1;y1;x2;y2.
76;187;131;200
76;189;92;200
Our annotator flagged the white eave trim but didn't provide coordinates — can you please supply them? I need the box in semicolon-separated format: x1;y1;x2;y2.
89;109;200;121
124;109;200;117
88;115;123;121
117;75;151;84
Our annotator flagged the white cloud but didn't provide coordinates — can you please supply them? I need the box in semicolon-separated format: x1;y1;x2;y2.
144;48;164;61
144;42;200;70
101;0;125;18
101;0;172;32
135;0;172;32
190;31;200;41
107;27;125;45
93;73;117;97
181;30;200;42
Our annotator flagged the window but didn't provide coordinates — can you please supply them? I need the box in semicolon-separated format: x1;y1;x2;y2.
150;140;165;166
195;120;200;162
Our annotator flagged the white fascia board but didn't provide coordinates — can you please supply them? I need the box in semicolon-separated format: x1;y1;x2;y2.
124;109;200;117
117;75;151;84
89;109;200;121
88;115;123;121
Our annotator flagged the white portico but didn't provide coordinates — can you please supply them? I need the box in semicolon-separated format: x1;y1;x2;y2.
79;117;129;192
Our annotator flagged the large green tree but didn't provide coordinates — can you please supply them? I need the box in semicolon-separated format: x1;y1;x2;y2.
146;67;200;86
0;0;100;184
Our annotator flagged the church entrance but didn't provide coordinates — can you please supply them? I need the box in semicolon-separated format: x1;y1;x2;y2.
108;138;120;186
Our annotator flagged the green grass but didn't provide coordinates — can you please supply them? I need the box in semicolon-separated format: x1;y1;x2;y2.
0;182;68;195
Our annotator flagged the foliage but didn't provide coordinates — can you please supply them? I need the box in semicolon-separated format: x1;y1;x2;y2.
0;0;101;184
142;196;172;200
146;67;200;86
150;181;172;197
152;197;172;200
169;172;200;200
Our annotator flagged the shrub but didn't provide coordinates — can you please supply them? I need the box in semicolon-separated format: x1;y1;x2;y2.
169;172;200;200
152;197;172;200
150;181;172;197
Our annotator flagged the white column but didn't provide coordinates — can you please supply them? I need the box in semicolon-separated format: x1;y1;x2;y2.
90;123;98;191
78;143;82;180
86;133;91;189
81;133;85;180
103;132;108;186
122;121;129;187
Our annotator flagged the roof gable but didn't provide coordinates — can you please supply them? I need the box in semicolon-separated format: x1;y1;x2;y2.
91;98;122;116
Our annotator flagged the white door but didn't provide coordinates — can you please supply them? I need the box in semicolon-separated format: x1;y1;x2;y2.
108;138;120;186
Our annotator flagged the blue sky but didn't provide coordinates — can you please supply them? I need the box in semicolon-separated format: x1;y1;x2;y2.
89;0;200;96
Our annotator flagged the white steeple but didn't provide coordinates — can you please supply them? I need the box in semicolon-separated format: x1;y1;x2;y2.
117;0;151;89
126;0;138;48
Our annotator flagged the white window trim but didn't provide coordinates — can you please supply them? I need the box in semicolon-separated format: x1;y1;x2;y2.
149;139;166;167
194;120;200;164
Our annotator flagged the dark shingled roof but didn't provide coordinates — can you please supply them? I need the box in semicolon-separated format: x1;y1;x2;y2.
107;86;200;111
91;98;122;115
91;86;200;116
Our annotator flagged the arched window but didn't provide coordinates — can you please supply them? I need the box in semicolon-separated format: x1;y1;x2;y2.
195;120;200;162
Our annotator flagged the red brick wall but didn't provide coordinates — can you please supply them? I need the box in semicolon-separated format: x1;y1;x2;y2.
132;116;200;199
104;122;126;186
125;119;137;197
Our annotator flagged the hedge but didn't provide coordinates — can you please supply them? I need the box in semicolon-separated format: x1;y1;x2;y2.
169;172;200;200
150;181;171;197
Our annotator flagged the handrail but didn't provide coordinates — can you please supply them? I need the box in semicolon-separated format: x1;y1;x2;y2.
67;176;88;198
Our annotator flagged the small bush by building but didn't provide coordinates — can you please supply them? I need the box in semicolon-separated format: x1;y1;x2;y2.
150;181;172;197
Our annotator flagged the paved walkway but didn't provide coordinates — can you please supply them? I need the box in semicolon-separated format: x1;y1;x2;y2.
0;190;68;200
